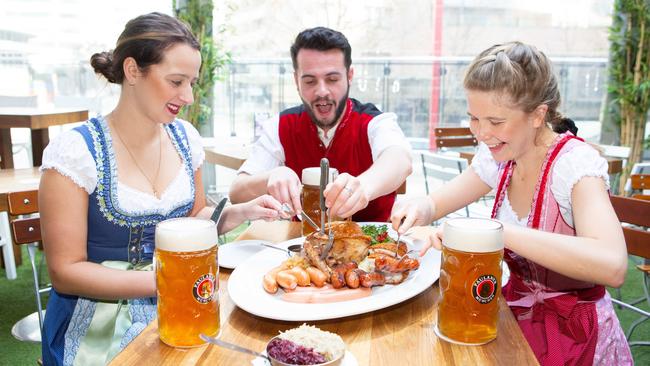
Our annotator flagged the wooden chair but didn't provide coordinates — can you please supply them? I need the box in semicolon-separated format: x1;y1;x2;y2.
609;195;650;346
8;189;49;344
434;127;477;150
630;174;650;200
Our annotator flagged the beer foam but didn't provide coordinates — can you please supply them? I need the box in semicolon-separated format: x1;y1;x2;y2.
155;218;218;252
443;218;503;253
302;167;339;186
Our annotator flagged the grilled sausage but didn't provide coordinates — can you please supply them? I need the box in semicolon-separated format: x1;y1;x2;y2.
359;271;386;287
345;269;364;289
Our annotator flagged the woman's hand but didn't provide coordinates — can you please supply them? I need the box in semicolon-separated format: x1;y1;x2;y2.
240;194;284;222
390;196;435;234
267;166;302;215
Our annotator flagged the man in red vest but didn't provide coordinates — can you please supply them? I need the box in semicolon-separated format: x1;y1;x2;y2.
229;27;412;222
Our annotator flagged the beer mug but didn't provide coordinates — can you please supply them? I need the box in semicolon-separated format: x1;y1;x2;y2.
436;217;504;345
155;217;220;347
301;167;339;236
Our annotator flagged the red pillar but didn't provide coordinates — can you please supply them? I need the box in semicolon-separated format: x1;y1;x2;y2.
429;0;444;150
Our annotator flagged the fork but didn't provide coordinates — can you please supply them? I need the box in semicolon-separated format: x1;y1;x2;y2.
320;207;334;260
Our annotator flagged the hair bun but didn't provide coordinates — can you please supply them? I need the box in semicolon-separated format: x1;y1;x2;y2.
90;51;116;83
553;117;578;136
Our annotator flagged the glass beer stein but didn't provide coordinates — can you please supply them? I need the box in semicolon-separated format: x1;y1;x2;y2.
155;218;220;347
301;167;339;236
436;217;504;345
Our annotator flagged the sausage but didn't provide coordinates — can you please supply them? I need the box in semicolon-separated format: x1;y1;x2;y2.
330;269;346;289
359;271;386;288
263;273;278;294
375;256;420;272
306;266;328;287
345;269;365;289
262;264;286;294
288;266;311;287
276;270;298;290
330;263;358;289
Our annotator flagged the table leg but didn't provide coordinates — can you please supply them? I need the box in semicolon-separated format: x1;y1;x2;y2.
31;129;49;167
0;129;14;169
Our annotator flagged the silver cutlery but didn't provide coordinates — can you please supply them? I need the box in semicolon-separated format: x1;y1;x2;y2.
200;334;270;362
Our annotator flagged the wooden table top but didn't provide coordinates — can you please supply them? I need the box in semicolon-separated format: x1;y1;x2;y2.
0;167;40;211
204;143;250;171
109;221;538;366
0;107;88;130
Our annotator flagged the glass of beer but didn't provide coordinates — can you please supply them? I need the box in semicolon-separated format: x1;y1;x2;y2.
155;217;219;347
301;167;339;236
435;217;503;345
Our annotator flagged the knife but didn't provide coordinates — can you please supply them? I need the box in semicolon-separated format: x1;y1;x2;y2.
319;158;329;234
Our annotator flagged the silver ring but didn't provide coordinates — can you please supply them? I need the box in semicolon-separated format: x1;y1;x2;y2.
343;186;353;196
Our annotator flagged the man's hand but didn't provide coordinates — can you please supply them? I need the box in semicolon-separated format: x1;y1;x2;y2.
266;166;302;215
323;173;370;218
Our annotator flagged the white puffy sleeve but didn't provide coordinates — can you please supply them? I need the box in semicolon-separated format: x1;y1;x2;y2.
40;129;97;194
367;112;412;161
179;120;205;171
238;115;284;175
470;142;500;188
551;144;610;227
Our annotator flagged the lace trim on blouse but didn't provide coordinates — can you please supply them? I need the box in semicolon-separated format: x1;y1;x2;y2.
471;141;610;227
40;117;204;226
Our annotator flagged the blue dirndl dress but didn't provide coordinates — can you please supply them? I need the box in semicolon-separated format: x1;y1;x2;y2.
41;117;196;366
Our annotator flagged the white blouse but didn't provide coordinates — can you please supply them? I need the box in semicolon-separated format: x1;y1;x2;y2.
40;118;205;215
471;142;610;227
238;112;412;175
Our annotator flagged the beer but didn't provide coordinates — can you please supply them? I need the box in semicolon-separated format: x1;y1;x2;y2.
301;167;339;236
436;217;503;345
155;218;219;347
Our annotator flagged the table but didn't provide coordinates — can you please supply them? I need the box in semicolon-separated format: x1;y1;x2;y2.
0;167;41;279
203;142;250;170
0;108;88;168
109;221;539;365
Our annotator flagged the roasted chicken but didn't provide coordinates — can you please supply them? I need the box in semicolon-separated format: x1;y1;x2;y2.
302;221;372;275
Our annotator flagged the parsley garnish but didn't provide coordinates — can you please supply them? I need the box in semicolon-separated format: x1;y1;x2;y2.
362;224;392;245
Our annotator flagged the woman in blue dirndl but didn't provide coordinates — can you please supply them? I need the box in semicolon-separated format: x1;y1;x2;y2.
38;13;284;366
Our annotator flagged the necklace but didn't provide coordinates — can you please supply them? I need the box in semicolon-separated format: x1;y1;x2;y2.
110;118;163;198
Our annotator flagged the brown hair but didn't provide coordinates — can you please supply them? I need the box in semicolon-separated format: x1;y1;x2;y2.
464;41;577;135
90;12;200;84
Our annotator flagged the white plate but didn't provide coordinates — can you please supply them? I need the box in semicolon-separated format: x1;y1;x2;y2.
219;240;275;269
228;222;441;321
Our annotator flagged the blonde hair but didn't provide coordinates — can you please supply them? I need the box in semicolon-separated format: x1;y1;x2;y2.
464;41;576;134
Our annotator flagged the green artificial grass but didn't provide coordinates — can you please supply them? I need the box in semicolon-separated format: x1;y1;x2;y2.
0;246;50;366
1;232;650;365
0;222;250;365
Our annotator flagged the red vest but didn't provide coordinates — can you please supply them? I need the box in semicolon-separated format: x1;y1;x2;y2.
278;98;396;222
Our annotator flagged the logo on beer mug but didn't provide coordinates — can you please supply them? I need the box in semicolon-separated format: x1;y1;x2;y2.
193;273;216;304
472;275;497;304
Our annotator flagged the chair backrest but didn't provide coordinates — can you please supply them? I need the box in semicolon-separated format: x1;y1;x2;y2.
434;127;477;149
624;162;650;193
420;151;468;194
610;195;650;259
7;190;41;244
599;144;631;160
